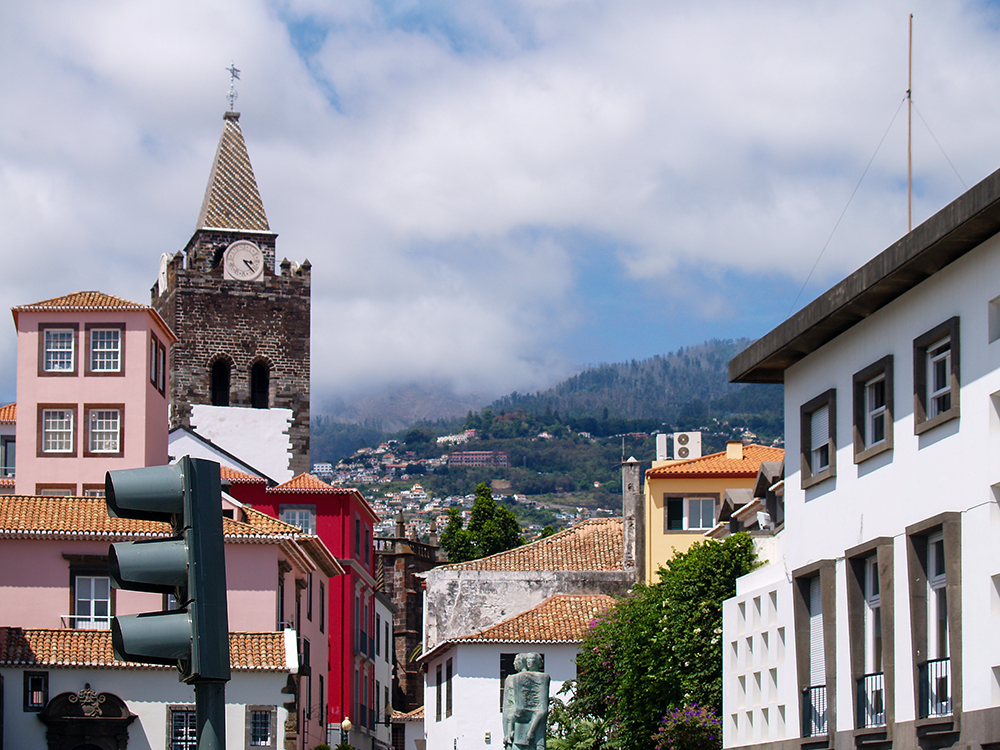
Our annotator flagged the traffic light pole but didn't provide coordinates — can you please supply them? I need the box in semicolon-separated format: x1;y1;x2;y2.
195;681;226;750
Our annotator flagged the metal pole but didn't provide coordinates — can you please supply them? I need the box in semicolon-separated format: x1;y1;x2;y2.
196;681;226;750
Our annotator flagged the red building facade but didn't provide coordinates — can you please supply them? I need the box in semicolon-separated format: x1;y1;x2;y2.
226;472;382;747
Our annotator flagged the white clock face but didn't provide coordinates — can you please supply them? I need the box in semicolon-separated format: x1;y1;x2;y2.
223;240;264;281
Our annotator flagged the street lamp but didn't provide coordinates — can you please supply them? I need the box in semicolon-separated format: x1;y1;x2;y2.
340;716;352;747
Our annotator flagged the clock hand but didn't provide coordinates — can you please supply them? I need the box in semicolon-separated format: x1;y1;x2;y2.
243;258;255;270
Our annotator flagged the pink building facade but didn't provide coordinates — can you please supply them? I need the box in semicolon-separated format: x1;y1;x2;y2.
11;291;176;496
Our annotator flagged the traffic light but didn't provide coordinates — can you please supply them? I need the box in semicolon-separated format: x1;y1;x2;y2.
105;456;231;683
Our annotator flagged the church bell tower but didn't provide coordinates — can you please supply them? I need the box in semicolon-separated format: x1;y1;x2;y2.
152;110;311;480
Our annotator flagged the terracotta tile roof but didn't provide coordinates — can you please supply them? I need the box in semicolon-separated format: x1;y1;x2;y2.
441;518;623;572
394;706;424;721
0;628;288;670
0;477;14;487
646;444;785;478
270;473;344;493
12;291;149;312
0;495;307;541
220;465;266;484
0;403;15;423
197;112;269;232
456;594;615;643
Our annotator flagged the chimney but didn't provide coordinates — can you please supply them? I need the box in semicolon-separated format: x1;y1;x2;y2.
727;441;744;460
621;457;645;584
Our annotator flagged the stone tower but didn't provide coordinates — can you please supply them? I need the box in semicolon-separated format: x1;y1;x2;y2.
153;111;311;479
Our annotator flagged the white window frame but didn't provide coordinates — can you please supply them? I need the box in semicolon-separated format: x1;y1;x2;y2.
801;390;836;488
864;557;882;674
865;375;887;448
914;318;960;434
281;507;315;535
42;409;74;453
43;329;75;372
87;409;121;453
927;532;948;661
664;495;718;531
927;337;952;419
89;328;121;372
74;575;111;630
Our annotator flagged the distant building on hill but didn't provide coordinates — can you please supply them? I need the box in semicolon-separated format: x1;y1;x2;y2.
447;451;509;467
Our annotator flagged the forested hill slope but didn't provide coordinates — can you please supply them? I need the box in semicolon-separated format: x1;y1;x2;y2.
489;339;782;433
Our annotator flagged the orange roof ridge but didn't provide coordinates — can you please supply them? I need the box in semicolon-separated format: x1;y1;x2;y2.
0;403;14;423
271;473;339;493
220;465;266;484
13;291;148;311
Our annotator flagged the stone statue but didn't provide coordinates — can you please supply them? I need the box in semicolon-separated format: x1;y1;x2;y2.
503;652;550;750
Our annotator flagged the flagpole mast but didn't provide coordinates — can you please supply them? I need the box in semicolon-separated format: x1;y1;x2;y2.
908;13;913;233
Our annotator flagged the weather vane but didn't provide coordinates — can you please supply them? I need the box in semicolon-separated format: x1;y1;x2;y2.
226;62;241;111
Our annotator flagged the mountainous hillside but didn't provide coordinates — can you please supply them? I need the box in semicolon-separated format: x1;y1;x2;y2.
312;339;783;463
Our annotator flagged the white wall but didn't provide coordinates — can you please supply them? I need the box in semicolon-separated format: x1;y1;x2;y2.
188;404;294;482
2;666;290;750
423;642;579;750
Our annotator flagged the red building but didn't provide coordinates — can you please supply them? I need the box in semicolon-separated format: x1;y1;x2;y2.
224;470;385;748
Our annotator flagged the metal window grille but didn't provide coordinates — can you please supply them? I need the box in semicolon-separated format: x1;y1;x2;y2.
250;710;271;745
171;708;197;750
857;672;885;728
802;685;827;737
919;658;951;718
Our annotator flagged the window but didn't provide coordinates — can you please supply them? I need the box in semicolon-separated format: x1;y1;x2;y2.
251;360;270;408
39;406;76;456
86;407;122;455
664;494;719;531
319;581;326;633
150;334;167;394
376;614;381;656
853;356;893;463
281;507;315;535
907;515;960;720
436;663;443;721
385;620;391;663
847;540;893;731
87;326;122;373
37;484;75;496
355;517;361;558
1;436;14;476
169;706;197;750
24;671;48;711
914;318;960;434
82;485;105;497
248;707;274;747
307;573;313;621
74;575;111;629
446;657;453;717
211;358;231;406
42;327;76;373
801;390;836;488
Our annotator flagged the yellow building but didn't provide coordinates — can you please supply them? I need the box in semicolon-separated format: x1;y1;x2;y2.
644;442;784;581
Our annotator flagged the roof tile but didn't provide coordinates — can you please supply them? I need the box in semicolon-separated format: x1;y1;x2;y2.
197;113;269;232
441;518;623;572
13;291;149;312
0;628;288;670
0;403;15;423
646;444;785;478
455;594;615;643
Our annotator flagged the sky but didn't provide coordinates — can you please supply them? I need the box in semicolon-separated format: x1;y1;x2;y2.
3;0;1000;414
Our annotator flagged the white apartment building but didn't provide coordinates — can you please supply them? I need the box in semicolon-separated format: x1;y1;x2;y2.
724;166;1000;749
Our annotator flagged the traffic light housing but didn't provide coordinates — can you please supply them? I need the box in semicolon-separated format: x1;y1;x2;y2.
105;456;231;683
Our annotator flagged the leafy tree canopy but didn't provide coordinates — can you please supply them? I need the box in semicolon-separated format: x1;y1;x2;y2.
562;534;757;748
439;482;524;563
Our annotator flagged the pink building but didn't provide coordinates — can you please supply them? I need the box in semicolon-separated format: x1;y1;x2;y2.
11;291;176;495
0;493;341;749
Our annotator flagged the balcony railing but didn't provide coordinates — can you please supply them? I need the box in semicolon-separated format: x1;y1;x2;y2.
61;615;111;630
802;685;828;737
919;658;951;719
856;672;885;728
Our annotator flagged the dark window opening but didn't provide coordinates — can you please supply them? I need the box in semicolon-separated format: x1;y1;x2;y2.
666;497;683;530
251;361;269;408
211;359;231;406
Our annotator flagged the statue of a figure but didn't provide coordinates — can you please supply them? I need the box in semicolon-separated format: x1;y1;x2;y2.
503;652;550;750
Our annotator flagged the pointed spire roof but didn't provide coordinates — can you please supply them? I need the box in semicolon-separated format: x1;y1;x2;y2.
196;112;270;232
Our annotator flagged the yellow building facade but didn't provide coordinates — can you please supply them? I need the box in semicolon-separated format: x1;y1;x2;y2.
644;442;784;582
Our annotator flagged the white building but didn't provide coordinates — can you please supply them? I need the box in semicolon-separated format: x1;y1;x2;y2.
723;166;1000;749
419;594;614;750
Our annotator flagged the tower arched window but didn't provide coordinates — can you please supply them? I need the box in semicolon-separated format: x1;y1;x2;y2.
211;359;231;407
251;361;270;409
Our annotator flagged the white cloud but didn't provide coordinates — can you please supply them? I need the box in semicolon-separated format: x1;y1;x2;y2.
2;0;1000;408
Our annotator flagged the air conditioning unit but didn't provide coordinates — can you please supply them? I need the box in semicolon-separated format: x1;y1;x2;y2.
673;432;702;460
655;433;669;461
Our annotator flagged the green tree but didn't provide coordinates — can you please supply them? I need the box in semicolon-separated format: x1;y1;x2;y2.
438;482;523;563
567;534;757;748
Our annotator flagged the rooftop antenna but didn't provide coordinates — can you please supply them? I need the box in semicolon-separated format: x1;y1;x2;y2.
907;14;913;232
226;62;241;112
